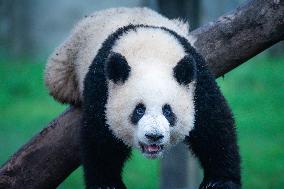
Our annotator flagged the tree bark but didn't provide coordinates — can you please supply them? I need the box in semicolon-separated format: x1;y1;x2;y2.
0;0;283;188
157;0;200;29
157;2;202;188
0;107;82;189
191;0;284;77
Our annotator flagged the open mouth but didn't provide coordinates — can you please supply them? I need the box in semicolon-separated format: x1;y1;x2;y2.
139;142;164;158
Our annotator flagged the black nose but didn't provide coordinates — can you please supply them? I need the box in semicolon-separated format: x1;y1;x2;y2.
145;133;164;142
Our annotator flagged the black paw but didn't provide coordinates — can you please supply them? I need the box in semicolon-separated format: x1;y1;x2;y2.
199;180;240;189
88;183;126;189
90;186;125;189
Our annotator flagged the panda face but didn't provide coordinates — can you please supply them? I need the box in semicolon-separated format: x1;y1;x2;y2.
131;103;175;158
105;27;196;158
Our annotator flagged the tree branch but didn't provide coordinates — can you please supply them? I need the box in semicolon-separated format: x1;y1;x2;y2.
0;0;283;188
0;107;82;189
191;0;284;77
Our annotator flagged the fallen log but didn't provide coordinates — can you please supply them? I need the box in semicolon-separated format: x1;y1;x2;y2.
0;0;283;188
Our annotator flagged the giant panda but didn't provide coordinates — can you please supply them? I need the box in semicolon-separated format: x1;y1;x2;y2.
45;7;241;189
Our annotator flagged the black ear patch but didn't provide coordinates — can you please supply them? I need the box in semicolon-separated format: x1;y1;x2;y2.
173;55;196;85
105;52;131;83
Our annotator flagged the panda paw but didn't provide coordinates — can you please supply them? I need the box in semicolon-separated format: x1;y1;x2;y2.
96;185;127;189
199;180;240;189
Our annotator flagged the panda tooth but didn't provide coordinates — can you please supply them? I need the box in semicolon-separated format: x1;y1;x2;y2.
140;142;162;154
147;145;160;152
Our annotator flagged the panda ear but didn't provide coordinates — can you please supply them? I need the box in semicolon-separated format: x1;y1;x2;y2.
105;52;131;83
173;55;197;85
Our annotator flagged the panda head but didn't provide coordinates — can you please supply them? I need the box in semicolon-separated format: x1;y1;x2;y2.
104;27;196;159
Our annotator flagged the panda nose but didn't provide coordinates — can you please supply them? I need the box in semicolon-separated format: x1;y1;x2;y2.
145;133;164;142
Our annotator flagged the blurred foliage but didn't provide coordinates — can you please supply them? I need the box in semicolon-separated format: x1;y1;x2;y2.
0;55;159;189
0;54;283;189
218;55;284;189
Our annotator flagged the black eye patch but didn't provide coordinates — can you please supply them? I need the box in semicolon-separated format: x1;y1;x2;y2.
130;103;146;125
162;104;176;126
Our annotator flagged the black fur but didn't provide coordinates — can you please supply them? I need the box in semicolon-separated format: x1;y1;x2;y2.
81;24;241;189
173;55;197;85
164;27;241;188
105;52;131;83
162;104;176;126
81;25;138;189
130;103;146;125
186;58;241;188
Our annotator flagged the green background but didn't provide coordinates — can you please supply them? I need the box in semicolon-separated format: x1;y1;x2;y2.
0;54;283;189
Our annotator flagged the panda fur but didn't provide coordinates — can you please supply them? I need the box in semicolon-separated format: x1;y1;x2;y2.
45;7;241;189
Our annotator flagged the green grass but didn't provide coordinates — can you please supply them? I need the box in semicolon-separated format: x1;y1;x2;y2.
217;55;284;189
0;56;159;189
0;54;283;189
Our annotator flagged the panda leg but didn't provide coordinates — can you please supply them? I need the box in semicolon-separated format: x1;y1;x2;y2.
185;76;241;188
186;108;241;188
81;123;131;189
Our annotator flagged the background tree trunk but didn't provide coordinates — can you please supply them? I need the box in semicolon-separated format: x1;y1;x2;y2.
157;0;200;29
157;1;202;188
0;0;283;188
0;0;33;57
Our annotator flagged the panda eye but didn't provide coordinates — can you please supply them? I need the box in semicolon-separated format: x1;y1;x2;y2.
130;103;146;125
162;104;176;126
162;104;172;117
136;106;145;115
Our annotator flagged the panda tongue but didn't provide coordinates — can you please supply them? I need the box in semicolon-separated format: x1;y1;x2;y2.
145;145;160;152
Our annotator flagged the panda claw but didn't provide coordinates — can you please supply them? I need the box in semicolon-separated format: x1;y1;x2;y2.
200;180;240;189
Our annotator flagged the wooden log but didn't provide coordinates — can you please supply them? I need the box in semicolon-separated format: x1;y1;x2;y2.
191;0;284;77
0;0;283;188
0;107;82;189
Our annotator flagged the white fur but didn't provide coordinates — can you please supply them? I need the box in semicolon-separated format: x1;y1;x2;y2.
105;28;195;153
45;7;195;156
45;7;191;103
136;114;170;146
